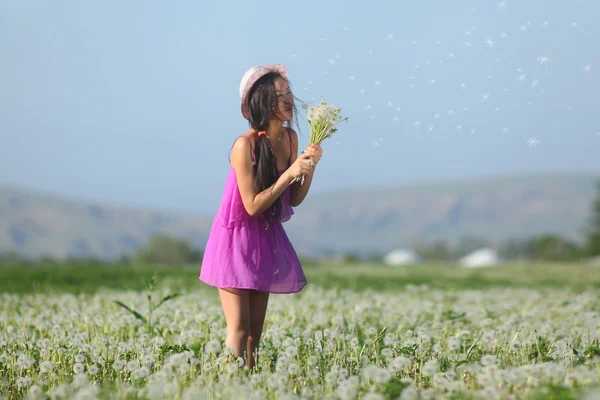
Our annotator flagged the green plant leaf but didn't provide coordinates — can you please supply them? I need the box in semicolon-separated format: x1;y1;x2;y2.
152;293;182;311
113;300;147;323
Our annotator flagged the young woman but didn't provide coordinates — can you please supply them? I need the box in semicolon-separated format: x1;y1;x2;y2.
199;64;323;370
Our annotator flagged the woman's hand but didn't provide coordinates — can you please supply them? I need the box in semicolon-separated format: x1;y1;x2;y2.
304;143;323;166
287;151;313;181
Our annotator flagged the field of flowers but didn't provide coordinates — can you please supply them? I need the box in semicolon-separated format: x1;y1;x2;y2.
1;264;600;399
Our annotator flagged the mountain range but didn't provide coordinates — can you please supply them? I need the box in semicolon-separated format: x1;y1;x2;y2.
1;172;598;259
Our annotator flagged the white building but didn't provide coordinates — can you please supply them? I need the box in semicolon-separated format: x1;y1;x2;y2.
384;249;421;266
459;248;503;268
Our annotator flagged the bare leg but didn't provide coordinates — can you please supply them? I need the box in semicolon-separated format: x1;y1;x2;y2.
247;290;270;371
218;288;250;363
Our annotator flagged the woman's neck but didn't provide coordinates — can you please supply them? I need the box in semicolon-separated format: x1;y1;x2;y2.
266;121;284;141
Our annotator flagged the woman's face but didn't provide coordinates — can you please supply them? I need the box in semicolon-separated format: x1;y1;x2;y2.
273;76;294;121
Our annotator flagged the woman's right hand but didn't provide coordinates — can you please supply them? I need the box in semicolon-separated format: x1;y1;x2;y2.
287;152;313;181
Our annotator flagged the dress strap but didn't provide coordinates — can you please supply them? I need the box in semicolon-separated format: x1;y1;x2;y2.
228;135;256;165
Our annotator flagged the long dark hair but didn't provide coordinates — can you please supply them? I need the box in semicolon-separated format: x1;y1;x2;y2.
247;72;301;220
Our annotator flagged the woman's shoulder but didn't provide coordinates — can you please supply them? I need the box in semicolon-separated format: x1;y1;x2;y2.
232;129;257;147
230;129;257;164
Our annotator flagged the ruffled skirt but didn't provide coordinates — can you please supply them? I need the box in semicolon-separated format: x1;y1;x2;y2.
199;215;307;294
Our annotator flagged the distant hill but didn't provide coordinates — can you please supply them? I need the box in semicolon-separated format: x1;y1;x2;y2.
1;172;598;259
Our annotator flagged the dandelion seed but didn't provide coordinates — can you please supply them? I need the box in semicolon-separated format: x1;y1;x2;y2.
387;33;394;40
537;55;551;75
429;126;434;132
349;75;355;81
497;0;508;9
485;37;495;47
434;113;440;119
481;93;490;101
584;64;592;73
527;137;539;148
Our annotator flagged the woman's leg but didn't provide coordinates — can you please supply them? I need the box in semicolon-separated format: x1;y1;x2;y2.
247;290;270;371
218;288;250;362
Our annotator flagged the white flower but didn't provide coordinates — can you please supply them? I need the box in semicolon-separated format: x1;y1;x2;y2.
72;373;88;388
381;347;393;359
362;392;385;400
73;362;85;374
112;360;125;371
421;359;439;377
126;359;139;371
17;377;32;389
87;365;99;375
205;339;221;354
27;385;43;399
40;360;54;374
389;356;411;372
75;354;85;363
288;362;299;375
285;346;298;358
400;387;418;400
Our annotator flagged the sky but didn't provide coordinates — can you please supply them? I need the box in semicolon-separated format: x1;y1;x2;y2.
1;0;599;215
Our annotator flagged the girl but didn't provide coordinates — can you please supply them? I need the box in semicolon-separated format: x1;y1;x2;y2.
199;64;322;370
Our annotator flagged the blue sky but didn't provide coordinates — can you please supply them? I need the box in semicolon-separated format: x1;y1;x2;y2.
1;0;598;214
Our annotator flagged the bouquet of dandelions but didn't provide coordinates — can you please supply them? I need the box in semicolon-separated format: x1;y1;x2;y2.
291;96;349;185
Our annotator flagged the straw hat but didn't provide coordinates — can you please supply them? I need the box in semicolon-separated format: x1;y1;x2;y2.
239;64;288;120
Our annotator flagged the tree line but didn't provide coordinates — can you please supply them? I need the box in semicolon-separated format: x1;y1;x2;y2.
2;180;600;266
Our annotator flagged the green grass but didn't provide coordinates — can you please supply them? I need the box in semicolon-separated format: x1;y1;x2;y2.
1;260;599;294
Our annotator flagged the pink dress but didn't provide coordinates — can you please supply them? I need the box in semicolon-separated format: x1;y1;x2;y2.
199;130;307;294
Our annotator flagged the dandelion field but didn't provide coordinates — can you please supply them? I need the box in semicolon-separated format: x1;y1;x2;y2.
1;262;600;399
